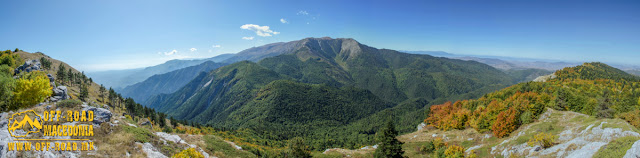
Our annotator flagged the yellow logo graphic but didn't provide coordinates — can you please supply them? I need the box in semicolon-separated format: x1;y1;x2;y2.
8;110;42;138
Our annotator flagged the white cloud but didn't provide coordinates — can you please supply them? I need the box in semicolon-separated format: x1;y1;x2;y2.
297;10;308;15
212;45;221;48
242;36;255;40
280;18;288;24
161;49;178;56
240;24;279;37
190;48;197;52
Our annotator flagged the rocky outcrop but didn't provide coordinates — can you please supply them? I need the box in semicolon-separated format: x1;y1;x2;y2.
491;109;640;158
14;59;42;74
51;86;69;102
533;73;557;82
136;142;167;158
82;105;112;125
154;132;213;158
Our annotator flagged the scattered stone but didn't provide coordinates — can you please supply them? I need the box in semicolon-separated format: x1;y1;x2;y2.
417;122;426;131
466;145;483;154
141;120;152;126
155;132;185;144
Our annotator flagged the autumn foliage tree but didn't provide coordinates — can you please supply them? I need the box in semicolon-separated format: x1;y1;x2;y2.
491;107;521;138
424;101;470;131
11;71;52;109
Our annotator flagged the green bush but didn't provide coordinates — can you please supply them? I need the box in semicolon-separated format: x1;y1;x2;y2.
420;141;435;154
122;125;154;143
0;73;15;111
57;99;82;108
162;126;173;133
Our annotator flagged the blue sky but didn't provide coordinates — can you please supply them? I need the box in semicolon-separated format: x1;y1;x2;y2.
1;0;639;71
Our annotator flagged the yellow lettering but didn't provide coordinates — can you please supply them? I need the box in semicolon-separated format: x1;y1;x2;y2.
17;142;23;151
8;142;14;151
43;111;49;121
56;110;61;122
89;125;94;136
24;142;31;151
67;110;72;122
88;111;94;122
80;111;86;122
74;111;79;121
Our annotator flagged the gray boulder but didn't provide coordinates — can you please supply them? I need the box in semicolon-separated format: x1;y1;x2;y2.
82;106;112;125
52;86;69;101
47;74;55;82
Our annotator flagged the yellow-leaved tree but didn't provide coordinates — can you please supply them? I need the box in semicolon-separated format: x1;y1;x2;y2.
11;71;52;109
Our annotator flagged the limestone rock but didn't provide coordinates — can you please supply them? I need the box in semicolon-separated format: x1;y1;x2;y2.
82;106;112;125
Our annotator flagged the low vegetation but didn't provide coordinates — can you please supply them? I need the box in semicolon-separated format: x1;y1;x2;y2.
527;132;556;148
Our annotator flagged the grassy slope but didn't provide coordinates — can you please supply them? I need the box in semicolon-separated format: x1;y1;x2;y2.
317;109;640;157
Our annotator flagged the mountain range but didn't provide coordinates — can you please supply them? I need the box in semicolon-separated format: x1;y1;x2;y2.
141;37;539;149
87;53;233;89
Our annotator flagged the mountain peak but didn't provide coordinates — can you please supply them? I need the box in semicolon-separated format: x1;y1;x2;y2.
223;37;366;63
555;62;640;81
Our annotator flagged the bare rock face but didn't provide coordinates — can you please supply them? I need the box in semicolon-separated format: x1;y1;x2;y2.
51;86;69;102
533;73;557;82
14;59;42;74
135;142;167;158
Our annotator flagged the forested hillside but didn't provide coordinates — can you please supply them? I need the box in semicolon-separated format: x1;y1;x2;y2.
119;61;227;103
145;37;522;150
425;62;640;138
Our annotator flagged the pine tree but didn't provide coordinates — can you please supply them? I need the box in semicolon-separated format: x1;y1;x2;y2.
56;64;66;84
67;68;73;86
79;83;89;101
374;120;405;158
99;84;106;103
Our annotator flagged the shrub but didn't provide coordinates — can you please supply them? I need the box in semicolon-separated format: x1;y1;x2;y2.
11;71;52;109
162;126;173;133
172;148;204;158
0;65;11;76
57;99;82;108
520;110;534;124
432;137;447;149
491;107;520;138
444;145;465;158
527;132;556;148
619;110;640;129
432;147;446;158
0;73;15;111
420;141;435;154
122;125;154;143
